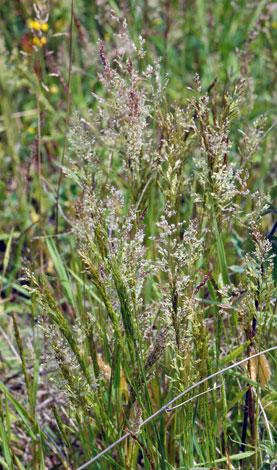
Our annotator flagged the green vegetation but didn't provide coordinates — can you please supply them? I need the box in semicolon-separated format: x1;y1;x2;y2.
0;1;276;469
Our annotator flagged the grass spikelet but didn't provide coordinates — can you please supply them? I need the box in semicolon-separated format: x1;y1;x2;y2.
36;276;92;385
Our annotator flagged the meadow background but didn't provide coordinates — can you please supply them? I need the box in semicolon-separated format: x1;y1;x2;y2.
0;1;276;469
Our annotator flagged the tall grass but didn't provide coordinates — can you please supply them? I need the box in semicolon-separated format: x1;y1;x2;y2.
0;1;276;469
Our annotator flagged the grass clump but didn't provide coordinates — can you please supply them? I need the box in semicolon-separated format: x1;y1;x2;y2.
0;2;276;470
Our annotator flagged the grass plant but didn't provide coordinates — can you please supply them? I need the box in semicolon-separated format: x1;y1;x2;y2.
0;1;276;469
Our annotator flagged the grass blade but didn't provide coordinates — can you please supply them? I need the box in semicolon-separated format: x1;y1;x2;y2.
46;237;75;308
213;217;230;286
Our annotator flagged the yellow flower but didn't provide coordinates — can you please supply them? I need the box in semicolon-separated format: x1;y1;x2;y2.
28;19;49;31
49;85;58;94
27;127;35;134
272;21;277;29
32;36;47;47
33;36;41;47
28;19;41;30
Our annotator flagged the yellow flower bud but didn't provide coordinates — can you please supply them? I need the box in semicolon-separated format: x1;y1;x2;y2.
28;20;41;30
33;36;42;47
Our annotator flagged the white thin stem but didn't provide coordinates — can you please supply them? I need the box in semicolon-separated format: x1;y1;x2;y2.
252;387;273;446
166;383;222;411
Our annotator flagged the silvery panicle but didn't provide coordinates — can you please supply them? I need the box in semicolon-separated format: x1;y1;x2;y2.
151;203;204;349
73;183;153;316
188;77;250;223
87;22;166;201
67;113;100;186
238;114;268;155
